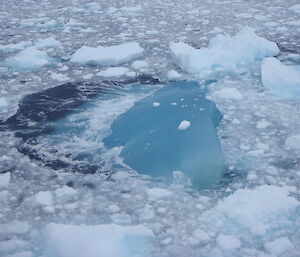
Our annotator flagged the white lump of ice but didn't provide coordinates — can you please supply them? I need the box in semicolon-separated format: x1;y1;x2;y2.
216;234;241;250
35;37;61;49
167;70;182;80
0;172;11;189
178;120;191;130
34;191;53;206
71;42;144;66
264;237;294;255
212;87;243;101
285;135;300;150
0;41;32;52
55;185;77;202
170;27;279;76
261;57;300;98
97;67;131;78
5;47;54;71
213;185;299;235
43;223;154;257
131;60;148;70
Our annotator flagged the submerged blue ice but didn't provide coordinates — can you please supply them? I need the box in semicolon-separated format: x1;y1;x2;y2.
104;81;225;188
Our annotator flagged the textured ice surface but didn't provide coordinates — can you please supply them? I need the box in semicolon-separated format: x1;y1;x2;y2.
44;223;154;257
170;27;279;77
71;42;144;66
104;81;224;188
262;57;300;98
5;47;55;71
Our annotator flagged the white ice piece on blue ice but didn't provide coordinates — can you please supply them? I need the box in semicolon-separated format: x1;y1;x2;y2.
5;47;55;71
261;57;300;98
97;67;132;78
0;41;32;52
43;223;154;257
264;237;294;255
35;37;61;49
0;172;11;189
71;42;144;66
170;27;279;76
212;87;243;101
216;234;241;251
285;134;300;150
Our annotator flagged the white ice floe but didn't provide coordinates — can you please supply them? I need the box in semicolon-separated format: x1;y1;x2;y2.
152;102;160;107
285;134;300;150
216;234;241;251
55;185;77;202
131;60;148;70
71;42;144;66
261;57;300;98
5;47;54;71
43;223;154;257
35;37;61;49
170;27;279;76
0;97;9;108
146;188;172;199
0;172;11;189
50;72;70;81
177;120;191;130
34;191;53;206
264;237;294;255
0;41;32;52
97;67;132;78
212;87;243;101
212;185;299;235
167;70;182;80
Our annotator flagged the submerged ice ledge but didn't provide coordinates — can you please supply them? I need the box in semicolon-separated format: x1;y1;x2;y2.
2;78;225;189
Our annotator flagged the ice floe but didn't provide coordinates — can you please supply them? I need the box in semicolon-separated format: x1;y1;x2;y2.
97;67;132;78
71;42;144;66
261;57;300;98
35;37;61;49
170;27;279;77
43;223;154;257
5;47;55;71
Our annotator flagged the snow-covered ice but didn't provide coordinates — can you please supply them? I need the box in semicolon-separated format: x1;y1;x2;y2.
5;47;55;70
170;27;279;77
261;57;300;98
71;42;144;66
43;223;154;257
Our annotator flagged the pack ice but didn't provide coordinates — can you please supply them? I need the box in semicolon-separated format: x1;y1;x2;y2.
71;42;144;66
261;57;300;98
170;27;279;76
104;80;224;188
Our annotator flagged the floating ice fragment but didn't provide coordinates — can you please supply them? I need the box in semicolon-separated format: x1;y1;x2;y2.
131;60;148;70
152;102;160;107
264;237;294;255
285;135;300;150
261;57;300;98
35;37;61;49
0;172;11;189
146;188;172;199
34;191;53;206
0;41;32;52
71;42;144;66
50;72;70;82
5;47;54;71
55;186;77;202
167;70;182;80
216;234;241;250
43;223;154;257
178;120;190;130
212;87;243;101
170;27;279;76
97;67;131;78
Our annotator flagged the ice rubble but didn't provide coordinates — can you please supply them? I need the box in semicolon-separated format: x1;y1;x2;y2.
5;47;55;71
71;42;144;66
261;57;300;98
104;80;225;188
43;223;154;257
170;27;279;76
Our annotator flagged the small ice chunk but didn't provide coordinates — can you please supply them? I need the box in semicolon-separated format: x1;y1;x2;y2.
0;97;9;108
167;70;182;80
34;191;53;206
152;102;160;107
44;223;154;257
170;27;279;76
55;185;77;201
5;47;54;71
146;188;172;199
212;87;243;101
264;237;293;255
97;67;131;78
216;234;241;250
0;41;32;52
261;57;300;98
192;229;210;241
50;72;70;81
285;135;300;150
0;221;29;238
178;120;190;130
71;42;144;66
131;60;148;70
0;172;11;189
35;37;61;49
